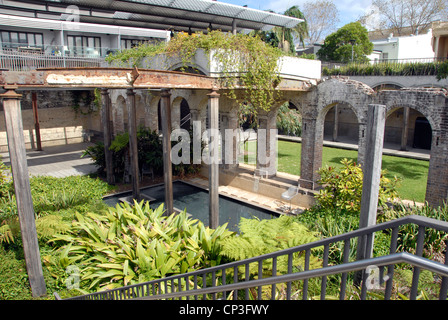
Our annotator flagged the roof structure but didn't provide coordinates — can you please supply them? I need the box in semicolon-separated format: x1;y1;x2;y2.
0;0;304;33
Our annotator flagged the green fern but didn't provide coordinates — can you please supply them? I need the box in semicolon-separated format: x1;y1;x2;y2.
0;217;20;244
221;216;322;278
35;214;71;241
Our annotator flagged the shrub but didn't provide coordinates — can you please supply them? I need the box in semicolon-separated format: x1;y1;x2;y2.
85;126;202;181
276;103;302;137
315;158;400;214
0;175;111;245
46;201;234;294
379;202;448;260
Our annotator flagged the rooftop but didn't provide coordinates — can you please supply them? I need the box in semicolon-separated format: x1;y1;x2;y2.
0;0;304;33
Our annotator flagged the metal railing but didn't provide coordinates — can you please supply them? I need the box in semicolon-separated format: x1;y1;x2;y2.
322;57;448;76
0;47;105;71
57;215;448;301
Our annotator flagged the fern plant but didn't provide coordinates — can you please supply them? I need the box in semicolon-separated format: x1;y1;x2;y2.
220;216;321;278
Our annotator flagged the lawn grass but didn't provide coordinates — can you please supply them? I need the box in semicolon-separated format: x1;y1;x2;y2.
241;140;429;203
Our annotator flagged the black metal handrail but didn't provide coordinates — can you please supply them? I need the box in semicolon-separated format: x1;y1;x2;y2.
57;215;448;301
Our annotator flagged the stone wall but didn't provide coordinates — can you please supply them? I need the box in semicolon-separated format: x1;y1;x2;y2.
0;90;100;152
300;78;448;207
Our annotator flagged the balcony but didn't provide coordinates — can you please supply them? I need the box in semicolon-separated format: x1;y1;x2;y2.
0;46;108;71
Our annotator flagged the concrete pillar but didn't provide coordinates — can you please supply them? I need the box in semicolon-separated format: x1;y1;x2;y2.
299;117;323;189
426;129;448;207
161;89;174;215
220;110;239;170
357;122;367;167
333;105;339;142
255;108;278;178
1;85;47;297
126;89;140;200
101;89;114;185
208;90;220;229
358;104;386;230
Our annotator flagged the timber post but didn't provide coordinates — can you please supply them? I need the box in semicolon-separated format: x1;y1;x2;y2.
1;85;47;297
355;104;386;288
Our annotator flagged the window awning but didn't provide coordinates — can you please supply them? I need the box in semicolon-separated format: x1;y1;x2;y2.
0;0;304;33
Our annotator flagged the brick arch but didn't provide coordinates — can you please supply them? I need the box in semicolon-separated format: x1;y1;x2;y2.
379;90;443;132
312;78;374;123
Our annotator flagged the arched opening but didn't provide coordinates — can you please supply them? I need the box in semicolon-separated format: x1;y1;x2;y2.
180;99;191;130
384;107;432;151
173;66;207;76
276;101;302;137
372;83;402;92
324;103;359;144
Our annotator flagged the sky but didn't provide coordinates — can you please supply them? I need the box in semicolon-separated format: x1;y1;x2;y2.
216;0;375;29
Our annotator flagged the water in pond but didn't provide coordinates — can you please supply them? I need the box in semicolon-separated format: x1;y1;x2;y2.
103;181;279;232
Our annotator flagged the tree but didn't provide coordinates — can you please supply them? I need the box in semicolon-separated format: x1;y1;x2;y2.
317;22;373;63
302;0;340;45
283;6;309;50
254;6;308;54
371;0;447;36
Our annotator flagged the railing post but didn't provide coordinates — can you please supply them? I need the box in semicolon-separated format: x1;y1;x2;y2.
440;240;448;300
410;225;425;300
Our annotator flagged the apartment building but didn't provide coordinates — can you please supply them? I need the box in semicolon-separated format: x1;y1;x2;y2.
0;13;169;58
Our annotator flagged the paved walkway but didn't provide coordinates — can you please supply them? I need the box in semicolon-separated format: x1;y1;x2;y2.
0;142;97;178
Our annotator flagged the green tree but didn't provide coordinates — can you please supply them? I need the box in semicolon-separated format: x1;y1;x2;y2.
253;6;308;54
317;22;373;63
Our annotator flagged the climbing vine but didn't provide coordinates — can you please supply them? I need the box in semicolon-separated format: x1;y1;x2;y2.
106;30;284;113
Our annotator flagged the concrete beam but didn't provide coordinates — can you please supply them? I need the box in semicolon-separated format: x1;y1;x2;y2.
208;90;220;229
101;88;114;185
161;89;174;215
126;88;140;200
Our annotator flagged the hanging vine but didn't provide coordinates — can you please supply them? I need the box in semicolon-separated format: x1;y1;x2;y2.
106;30;284;113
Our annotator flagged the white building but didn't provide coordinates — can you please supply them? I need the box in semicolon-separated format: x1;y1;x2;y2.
367;28;436;63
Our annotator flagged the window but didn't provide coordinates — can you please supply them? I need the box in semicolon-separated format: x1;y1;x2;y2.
67;35;101;56
0;31;44;49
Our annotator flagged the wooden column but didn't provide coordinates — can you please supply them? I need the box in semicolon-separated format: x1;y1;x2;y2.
161;89;173;215
1;85;47;297
126;88;140;200
101;89;114;185
31;92;42;151
208;90;220;229
355;104;386;286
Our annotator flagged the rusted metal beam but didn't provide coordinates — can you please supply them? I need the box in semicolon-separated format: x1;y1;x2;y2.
0;68;313;92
